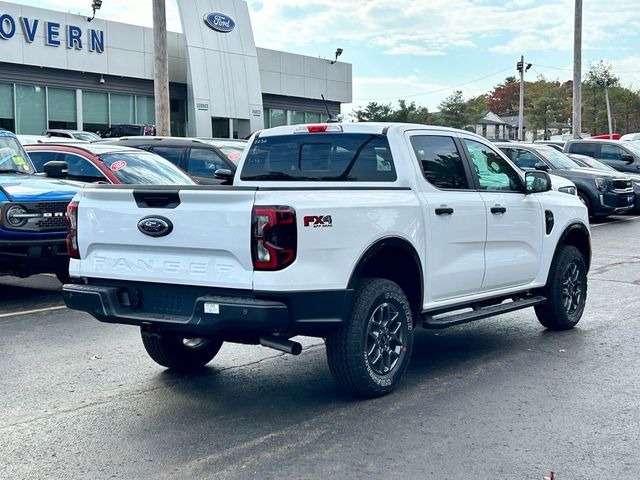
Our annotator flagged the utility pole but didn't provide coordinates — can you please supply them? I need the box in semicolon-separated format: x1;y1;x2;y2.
517;55;532;141
598;78;614;139
152;0;171;136
572;0;582;139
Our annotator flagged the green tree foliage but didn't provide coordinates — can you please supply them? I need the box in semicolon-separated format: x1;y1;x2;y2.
524;78;572;140
436;90;484;129
351;100;433;124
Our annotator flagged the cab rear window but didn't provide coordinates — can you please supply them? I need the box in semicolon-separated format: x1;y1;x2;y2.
240;133;396;181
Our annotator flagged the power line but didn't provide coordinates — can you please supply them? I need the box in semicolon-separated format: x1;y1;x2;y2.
353;65;513;102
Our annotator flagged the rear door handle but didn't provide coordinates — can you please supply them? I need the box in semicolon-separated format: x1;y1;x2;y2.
491;206;507;214
435;207;454;215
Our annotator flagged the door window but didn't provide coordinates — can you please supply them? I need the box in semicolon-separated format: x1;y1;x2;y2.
63;153;106;181
601;144;626;161
464;139;523;192
187;148;228;177
410;136;469;189
148;146;184;167
568;142;598;157
26;151;61;172
511;149;543;170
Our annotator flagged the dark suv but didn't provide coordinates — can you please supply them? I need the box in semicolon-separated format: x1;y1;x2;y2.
97;136;236;184
496;142;635;217
564;139;640;174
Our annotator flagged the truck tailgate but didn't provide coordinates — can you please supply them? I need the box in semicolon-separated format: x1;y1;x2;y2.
73;187;256;289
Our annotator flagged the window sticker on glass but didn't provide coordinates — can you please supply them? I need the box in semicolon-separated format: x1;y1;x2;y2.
228;152;242;161
110;160;128;171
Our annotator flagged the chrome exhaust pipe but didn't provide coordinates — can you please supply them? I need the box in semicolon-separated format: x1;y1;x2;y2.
259;335;302;355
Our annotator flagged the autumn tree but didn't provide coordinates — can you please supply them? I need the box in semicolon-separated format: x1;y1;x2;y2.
486;76;520;116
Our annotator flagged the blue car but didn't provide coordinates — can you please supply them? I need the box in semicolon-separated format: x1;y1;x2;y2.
0;130;81;281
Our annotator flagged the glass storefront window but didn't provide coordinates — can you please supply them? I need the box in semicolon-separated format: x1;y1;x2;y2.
291;111;306;125
270;108;286;127
15;84;46;134
0;83;14;132
83;91;109;134
263;108;270;128
136;96;155;125
306;112;322;124
110;94;134;125
48;87;76;130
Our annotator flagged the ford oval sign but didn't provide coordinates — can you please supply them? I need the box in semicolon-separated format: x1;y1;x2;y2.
137;216;173;238
204;13;236;33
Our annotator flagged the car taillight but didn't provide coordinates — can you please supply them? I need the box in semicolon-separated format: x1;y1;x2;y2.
252;206;297;271
66;201;80;259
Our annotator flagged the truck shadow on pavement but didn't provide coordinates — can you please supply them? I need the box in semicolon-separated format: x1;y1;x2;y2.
0;275;62;312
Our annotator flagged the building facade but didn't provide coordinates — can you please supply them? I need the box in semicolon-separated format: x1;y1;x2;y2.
0;0;352;138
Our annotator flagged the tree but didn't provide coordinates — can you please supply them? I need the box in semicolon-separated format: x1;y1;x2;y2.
437;90;482;129
525;78;572;140
350;100;433;124
486;76;520;116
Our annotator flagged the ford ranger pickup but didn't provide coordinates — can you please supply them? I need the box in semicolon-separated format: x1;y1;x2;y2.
63;123;591;398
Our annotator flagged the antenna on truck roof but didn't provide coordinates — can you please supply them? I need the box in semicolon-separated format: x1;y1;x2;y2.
321;95;339;123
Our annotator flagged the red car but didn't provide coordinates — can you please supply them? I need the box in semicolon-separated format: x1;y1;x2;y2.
24;144;196;185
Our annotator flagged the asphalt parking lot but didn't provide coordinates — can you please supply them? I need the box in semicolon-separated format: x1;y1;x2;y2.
1;216;639;480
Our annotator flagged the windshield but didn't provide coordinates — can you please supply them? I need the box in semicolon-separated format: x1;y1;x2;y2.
73;132;101;141
531;146;579;170
577;156;616;172
626;142;640;156
99;151;196;185
218;146;244;164
0;135;35;174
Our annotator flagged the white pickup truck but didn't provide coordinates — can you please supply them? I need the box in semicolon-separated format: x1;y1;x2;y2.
63;123;591;398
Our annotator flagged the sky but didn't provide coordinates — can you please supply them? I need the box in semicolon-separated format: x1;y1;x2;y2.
5;0;640;115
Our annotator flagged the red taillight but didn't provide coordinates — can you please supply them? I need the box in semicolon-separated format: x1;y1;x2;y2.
252;206;297;271
307;124;329;133
66;201;80;259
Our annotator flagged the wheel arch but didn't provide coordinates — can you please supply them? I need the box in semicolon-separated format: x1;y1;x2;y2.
555;222;591;273
347;237;424;318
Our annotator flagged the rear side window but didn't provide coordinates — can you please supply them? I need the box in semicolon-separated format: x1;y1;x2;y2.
568;142;598;156
148;146;184;167
241;134;396;182
410;135;469;189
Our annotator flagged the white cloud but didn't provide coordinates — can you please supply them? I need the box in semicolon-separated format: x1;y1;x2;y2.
383;45;445;57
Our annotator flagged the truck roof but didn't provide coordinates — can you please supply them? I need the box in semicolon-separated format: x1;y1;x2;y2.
256;122;482;138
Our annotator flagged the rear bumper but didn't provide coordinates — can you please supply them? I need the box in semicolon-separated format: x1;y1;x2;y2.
63;280;352;338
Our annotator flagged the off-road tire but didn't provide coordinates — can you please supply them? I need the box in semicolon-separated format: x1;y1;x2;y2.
535;245;587;330
141;329;223;370
326;278;414;398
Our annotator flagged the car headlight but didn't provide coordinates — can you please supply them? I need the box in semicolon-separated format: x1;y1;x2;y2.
558;186;577;195
594;177;609;192
6;205;28;227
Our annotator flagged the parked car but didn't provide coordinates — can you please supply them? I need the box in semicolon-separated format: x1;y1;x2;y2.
43;129;101;142
24;144;196;185
497;142;634;217
196;138;247;164
64;122;591;398
564;139;640;174
17;135;88;146
0;129;81;282
98;136;236;184
533;141;564;152
101;124;156;138
620;133;640;142
568;153;640;212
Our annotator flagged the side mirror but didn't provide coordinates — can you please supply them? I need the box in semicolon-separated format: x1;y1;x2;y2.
525;171;552;194
214;168;234;182
620;153;634;164
43;161;68;178
534;162;550;172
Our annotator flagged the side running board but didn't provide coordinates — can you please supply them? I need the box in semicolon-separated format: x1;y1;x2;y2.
422;295;546;329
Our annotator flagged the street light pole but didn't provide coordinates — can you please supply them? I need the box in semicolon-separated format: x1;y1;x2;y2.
517;55;531;141
601;79;614;139
572;0;582;139
152;0;171;136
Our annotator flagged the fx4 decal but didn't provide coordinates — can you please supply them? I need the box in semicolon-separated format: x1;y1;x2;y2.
303;215;333;228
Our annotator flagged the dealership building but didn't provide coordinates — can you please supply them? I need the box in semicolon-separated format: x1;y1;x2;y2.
0;0;352;138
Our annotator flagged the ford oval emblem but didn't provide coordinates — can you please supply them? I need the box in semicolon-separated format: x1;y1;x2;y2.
204;12;236;33
137;216;173;238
